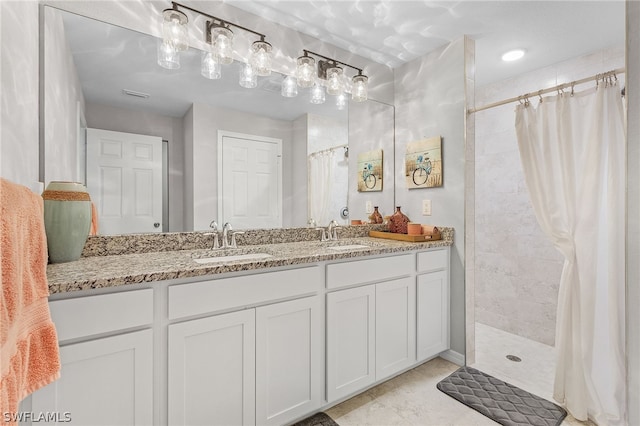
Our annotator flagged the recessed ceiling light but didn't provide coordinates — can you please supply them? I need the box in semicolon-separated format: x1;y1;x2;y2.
502;49;525;62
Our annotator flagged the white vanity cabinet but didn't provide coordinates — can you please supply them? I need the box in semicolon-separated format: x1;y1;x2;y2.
167;266;322;426
325;254;416;403
30;289;154;426
416;250;450;361
168;310;256;426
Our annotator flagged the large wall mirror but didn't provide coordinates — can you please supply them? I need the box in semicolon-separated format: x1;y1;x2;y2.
42;5;395;235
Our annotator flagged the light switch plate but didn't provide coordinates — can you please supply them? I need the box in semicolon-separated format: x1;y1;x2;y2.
365;201;373;214
422;200;432;215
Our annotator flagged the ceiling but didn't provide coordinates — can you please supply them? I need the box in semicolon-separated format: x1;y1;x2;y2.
225;0;626;86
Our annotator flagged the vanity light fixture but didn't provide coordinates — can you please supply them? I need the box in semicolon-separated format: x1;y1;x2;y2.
296;49;369;102
239;63;258;88
502;49;525;62
296;52;316;88
201;50;221;79
281;75;298;97
310;83;326;104
158;1;273;83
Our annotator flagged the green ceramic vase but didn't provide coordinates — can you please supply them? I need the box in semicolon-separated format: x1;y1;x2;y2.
43;181;92;263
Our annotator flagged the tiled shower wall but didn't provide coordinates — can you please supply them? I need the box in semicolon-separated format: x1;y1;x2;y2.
474;46;625;346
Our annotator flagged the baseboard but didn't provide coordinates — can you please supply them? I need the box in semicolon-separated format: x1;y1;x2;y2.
439;349;465;366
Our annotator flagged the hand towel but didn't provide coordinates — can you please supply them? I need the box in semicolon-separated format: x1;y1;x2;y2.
1;178;61;417
90;202;99;236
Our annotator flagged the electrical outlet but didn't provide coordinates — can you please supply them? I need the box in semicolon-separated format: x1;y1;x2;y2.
422;200;432;216
365;201;373;214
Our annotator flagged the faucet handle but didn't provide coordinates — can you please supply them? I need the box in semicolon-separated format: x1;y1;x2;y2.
315;227;329;242
230;231;244;248
209;220;219;231
203;232;220;249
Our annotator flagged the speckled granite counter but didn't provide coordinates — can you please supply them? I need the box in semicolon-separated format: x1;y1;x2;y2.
48;229;453;294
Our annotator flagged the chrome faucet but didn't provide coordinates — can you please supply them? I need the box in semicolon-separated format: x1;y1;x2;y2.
222;222;234;249
207;220;220;249
222;222;243;249
327;220;340;241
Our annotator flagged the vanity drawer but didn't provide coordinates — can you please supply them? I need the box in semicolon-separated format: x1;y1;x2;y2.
49;288;154;342
168;266;321;319
417;249;449;273
326;254;414;290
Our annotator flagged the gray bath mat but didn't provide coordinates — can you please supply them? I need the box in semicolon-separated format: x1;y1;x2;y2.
292;412;339;426
437;366;567;426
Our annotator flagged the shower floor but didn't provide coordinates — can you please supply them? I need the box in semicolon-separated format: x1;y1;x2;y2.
471;322;592;425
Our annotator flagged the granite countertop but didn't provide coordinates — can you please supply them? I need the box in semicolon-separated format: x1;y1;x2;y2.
47;236;453;294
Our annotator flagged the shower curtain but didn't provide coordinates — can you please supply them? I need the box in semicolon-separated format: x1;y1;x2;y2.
308;150;335;227
515;84;626;425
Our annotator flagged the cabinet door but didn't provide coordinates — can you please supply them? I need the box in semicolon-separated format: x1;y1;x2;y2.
417;270;449;361
256;296;321;426
31;329;153;426
168;310;255;426
376;277;416;380
326;285;376;403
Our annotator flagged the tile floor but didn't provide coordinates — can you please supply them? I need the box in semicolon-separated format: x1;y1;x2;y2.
325;323;592;425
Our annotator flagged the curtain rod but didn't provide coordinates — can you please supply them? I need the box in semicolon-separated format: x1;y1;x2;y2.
308;144;347;157
467;67;626;115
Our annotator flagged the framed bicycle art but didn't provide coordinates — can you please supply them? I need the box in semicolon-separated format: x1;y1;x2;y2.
405;136;443;189
357;149;383;192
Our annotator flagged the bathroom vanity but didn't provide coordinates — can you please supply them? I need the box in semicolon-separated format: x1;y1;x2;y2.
27;232;452;426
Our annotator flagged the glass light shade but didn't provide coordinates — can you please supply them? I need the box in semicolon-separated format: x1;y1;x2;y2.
239;63;257;88
157;40;180;69
336;93;347;110
310;83;325;104
296;56;316;88
281;75;298;97
210;25;234;65
351;74;368;102
201;51;221;80
250;40;272;76
162;8;189;52
326;66;344;95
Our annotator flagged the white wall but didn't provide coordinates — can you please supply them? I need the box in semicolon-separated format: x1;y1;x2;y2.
187;103;294;231
474;46;625;346
394;37;467;356
292;115;308;227
626;1;640;424
43;6;86;185
0;1;39;188
84;102;185;232
348;101;395;223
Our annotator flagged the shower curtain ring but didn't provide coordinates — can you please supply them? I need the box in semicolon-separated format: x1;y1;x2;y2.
538;90;543;103
570;83;575;96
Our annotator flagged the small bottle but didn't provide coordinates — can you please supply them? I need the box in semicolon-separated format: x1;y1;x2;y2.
369;206;383;224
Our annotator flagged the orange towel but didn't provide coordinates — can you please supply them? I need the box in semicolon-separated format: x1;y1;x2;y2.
90;202;99;236
0;178;61;417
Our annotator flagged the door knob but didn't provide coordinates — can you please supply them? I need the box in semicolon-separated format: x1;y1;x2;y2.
154;222;160;228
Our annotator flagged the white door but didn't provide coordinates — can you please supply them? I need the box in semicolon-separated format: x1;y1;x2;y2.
218;131;282;229
168;310;256;426
326;285;376;403
376;277;416;380
86;128;162;235
31;329;153;426
417;270;450;361
256;296;322;426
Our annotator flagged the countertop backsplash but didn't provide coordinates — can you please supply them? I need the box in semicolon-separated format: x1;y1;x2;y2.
81;224;390;257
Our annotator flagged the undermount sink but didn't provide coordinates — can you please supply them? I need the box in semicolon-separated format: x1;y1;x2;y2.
326;244;371;251
193;253;273;264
